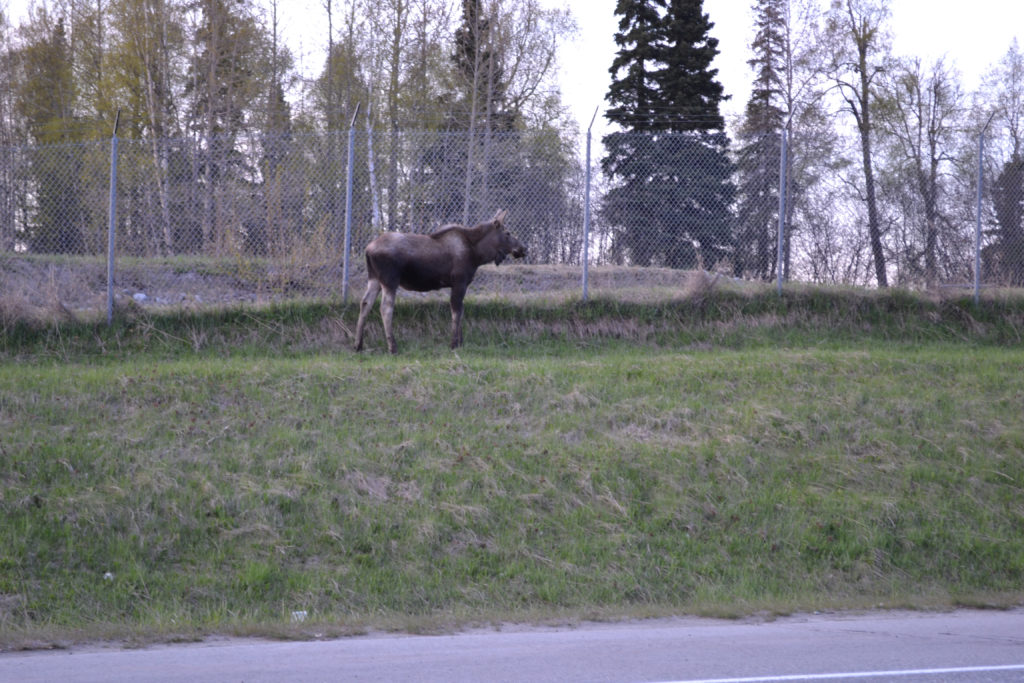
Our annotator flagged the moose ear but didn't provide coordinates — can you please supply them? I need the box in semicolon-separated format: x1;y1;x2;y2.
492;209;507;224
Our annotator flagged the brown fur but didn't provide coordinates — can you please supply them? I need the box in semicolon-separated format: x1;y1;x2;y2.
354;209;526;353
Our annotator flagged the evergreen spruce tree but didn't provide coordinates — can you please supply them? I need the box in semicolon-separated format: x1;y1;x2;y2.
16;15;86;254
984;40;1024;286
992;156;1024;286
734;0;788;280
451;0;514;133
602;0;734;269
658;0;727;132
605;0;664;131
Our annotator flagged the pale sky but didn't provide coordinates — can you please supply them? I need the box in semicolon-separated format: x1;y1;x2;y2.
4;0;1022;139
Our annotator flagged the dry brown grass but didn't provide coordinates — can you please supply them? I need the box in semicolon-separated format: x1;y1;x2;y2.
0;259;85;327
1;257;751;326
4;254;1023;337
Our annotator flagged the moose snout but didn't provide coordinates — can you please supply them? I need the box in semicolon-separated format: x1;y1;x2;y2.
510;241;526;259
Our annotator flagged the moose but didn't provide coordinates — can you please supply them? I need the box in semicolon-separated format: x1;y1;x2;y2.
353;209;526;353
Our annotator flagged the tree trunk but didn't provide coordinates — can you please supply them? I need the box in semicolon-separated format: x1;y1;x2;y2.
860;121;887;287
856;33;887;287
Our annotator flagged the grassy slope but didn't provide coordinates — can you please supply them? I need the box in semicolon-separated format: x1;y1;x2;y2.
1;288;1023;644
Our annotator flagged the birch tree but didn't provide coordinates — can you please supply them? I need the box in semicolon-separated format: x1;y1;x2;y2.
876;56;964;286
821;0;892;287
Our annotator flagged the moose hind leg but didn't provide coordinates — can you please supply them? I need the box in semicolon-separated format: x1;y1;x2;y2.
354;279;381;351
381;287;398;354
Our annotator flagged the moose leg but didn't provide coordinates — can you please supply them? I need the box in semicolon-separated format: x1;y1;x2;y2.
449;286;466;349
381;287;398;354
354;279;381;352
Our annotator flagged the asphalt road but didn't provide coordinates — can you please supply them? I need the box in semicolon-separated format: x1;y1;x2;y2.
2;609;1023;682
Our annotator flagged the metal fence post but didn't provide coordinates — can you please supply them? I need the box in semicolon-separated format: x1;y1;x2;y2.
341;104;360;303
973;114;997;305
106;110;121;325
975;127;983;305
776;126;788;296
582;107;598;302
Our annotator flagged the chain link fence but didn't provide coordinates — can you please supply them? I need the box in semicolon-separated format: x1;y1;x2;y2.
1;125;1022;319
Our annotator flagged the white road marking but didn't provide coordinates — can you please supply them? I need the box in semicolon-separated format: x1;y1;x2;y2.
661;663;1024;683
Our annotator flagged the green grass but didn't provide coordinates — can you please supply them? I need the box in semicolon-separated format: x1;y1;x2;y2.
1;288;1024;646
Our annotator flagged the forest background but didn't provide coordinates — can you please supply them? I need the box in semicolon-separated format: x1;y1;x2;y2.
1;0;1024;289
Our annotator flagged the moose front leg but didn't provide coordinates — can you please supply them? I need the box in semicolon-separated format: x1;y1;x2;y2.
449;286;466;349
